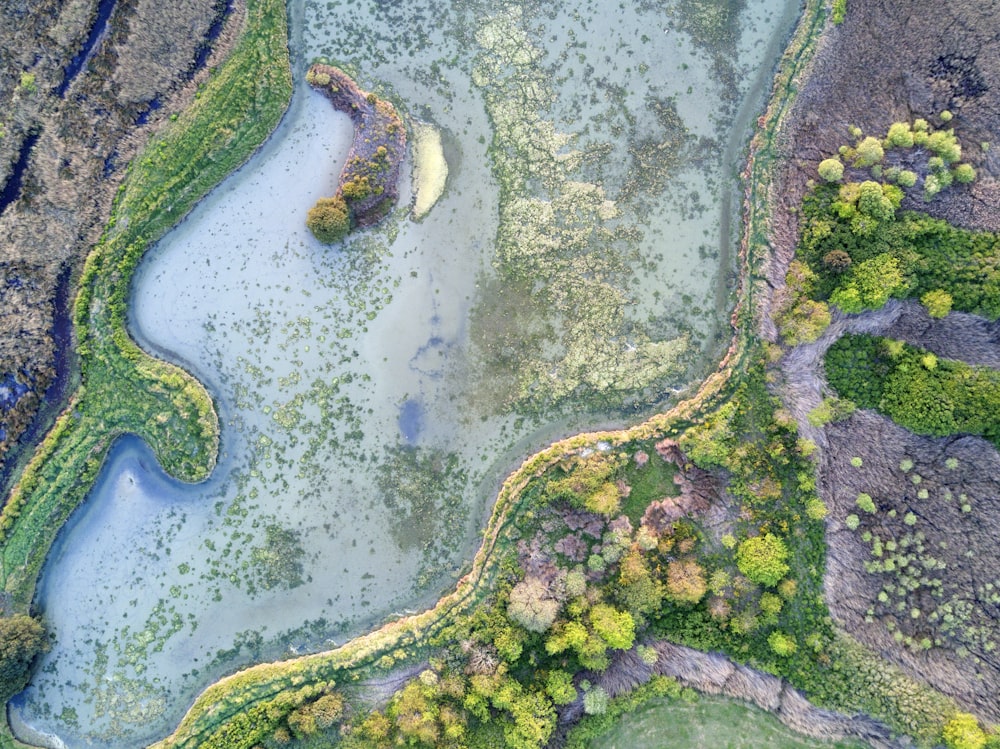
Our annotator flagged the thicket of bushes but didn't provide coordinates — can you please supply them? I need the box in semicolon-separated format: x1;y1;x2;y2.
776;118;997;346
825;334;1000;447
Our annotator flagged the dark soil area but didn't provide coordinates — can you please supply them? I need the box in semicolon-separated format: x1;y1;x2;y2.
0;0;245;491
822;411;1000;723
878;302;1000;368
764;0;1000;726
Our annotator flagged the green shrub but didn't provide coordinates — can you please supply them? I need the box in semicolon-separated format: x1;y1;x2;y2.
306;195;351;244
952;163;976;184
855;493;876;514
18;72;36;94
885;122;914;148
943;712;987;749
896;169;918;187
825;334;1000;448
853;136;885;167
818;158;845;182
736;533;790;587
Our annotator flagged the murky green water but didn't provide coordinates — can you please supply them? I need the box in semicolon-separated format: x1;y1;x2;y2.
16;0;800;745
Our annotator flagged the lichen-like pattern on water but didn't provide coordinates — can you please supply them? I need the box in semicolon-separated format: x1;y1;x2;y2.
17;0;800;745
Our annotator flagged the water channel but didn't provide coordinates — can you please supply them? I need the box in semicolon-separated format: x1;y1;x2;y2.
16;0;801;744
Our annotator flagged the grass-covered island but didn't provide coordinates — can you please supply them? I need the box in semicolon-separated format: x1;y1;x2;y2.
304;64;406;244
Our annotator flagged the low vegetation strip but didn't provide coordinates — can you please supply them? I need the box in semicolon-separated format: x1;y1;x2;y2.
0;0;291;695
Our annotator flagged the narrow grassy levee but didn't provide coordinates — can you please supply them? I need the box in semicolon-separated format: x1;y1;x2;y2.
0;0;291;742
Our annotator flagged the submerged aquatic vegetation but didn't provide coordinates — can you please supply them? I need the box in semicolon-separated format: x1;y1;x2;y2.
376;446;469;587
469;5;691;413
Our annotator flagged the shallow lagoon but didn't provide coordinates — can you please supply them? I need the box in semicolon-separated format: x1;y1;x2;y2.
18;0;800;744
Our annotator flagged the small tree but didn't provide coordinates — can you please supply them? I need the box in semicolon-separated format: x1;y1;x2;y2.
665;558;707;605
583;685;609;715
921;289;953;318
306;195;351;244
818;158;845;182
851;254;904;309
856;180;895;221
928;130;962;163
545;670;577;706
822;250;852;272
768;631;798;657
508;577;559;633
736;534;790;587
896;169;918;188
0;615;47;701
589;604;635;650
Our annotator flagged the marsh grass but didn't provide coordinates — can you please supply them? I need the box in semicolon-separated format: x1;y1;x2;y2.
0;0;291;612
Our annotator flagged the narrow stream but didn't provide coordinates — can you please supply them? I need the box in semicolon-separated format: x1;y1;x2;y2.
56;0;118;97
0;131;41;215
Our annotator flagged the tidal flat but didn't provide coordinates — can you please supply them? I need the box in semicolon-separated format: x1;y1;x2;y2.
17;0;800;744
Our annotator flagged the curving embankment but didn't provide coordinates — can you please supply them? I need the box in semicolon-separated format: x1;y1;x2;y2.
0;0;292;743
305;63;406;239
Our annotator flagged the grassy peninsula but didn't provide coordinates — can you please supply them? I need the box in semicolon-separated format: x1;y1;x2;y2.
0;0;291;739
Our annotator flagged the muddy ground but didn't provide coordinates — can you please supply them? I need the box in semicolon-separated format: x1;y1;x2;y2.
823;412;1000;723
764;0;1000;725
0;0;245;492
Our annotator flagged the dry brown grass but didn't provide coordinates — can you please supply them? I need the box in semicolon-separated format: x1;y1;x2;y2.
0;0;245;482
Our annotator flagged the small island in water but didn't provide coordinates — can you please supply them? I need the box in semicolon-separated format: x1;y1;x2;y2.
304;63;407;243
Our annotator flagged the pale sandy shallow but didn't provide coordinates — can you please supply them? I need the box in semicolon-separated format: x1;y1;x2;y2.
410;120;449;220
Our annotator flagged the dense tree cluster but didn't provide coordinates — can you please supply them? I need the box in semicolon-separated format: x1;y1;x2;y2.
783;118;998;335
0;614;47;701
825;334;1000;447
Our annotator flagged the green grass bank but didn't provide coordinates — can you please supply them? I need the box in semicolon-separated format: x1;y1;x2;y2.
0;0;291;742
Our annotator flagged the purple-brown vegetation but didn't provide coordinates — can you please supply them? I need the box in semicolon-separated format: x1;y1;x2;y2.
305;63;406;240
